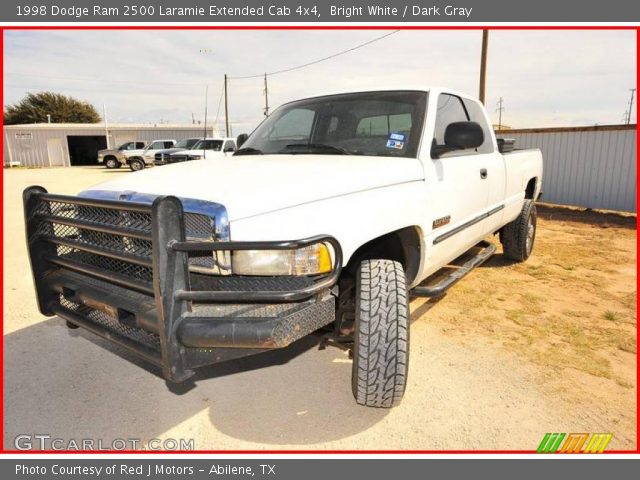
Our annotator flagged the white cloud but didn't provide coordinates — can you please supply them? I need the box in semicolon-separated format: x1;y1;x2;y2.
3;29;636;130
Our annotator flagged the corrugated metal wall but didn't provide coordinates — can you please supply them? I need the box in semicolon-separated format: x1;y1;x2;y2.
3;125;216;168
499;126;637;213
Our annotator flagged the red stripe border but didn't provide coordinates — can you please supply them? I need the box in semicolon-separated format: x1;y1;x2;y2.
0;23;638;455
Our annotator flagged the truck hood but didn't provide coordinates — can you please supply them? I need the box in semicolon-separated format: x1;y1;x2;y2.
82;155;424;221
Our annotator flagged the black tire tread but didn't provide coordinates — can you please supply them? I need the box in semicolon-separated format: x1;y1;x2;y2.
352;259;409;408
500;199;536;262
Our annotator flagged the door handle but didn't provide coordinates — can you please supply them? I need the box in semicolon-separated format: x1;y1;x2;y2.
480;168;488;179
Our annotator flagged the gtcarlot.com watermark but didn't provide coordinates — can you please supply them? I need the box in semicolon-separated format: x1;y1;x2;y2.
15;434;195;451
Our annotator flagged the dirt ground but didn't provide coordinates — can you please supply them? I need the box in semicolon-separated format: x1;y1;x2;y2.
3;166;637;451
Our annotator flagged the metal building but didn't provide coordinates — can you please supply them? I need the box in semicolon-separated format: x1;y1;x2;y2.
3;123;218;168
496;124;637;213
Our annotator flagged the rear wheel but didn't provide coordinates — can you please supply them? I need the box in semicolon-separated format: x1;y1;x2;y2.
104;157;119;169
352;259;409;408
500;199;537;262
129;158;144;172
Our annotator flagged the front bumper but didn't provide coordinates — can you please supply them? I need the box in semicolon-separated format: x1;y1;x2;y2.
24;187;341;382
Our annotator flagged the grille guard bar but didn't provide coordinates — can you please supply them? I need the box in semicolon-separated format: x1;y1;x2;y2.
24;186;342;382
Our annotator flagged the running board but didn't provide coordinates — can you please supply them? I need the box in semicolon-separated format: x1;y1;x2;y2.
411;241;496;298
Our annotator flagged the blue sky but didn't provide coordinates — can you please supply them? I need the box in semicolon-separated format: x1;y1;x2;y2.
3;30;636;132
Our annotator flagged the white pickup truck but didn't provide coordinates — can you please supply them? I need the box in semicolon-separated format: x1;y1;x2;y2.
24;87;542;407
124;139;177;171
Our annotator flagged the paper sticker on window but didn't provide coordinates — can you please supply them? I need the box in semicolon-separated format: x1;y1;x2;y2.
386;139;405;149
389;133;405;141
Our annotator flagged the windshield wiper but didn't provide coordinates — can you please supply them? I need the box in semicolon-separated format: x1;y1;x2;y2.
281;143;351;155
234;147;263;155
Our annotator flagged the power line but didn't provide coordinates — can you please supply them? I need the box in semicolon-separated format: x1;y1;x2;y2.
228;30;400;80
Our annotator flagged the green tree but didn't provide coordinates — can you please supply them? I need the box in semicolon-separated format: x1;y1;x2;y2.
3;92;101;125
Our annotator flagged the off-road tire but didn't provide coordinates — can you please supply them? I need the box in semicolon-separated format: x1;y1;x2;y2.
129;158;144;172
500;199;537;262
352;259;409;408
104;157;119;169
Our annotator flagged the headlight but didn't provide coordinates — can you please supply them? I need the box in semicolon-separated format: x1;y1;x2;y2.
232;243;332;276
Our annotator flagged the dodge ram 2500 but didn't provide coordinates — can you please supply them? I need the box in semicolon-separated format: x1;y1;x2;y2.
24;87;542;407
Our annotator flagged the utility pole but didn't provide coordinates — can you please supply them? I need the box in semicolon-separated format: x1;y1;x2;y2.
224;74;230;137
102;103;109;148
496;97;505;129
625;88;636;124
263;73;270;117
203;84;209;141
479;30;489;104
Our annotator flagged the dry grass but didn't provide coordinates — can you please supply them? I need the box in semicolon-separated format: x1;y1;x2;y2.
418;204;636;405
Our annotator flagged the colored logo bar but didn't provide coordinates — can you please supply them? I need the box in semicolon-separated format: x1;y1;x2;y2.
537;433;612;453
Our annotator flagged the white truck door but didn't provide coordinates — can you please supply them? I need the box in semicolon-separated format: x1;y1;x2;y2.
460;97;507;235
423;93;492;273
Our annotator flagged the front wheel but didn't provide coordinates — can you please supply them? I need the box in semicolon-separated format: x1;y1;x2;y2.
500;199;537;262
352;259;409;408
129;158;144;172
104;157;120;169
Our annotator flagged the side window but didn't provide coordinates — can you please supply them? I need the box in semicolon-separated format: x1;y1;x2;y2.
136;142;145;149
462;98;494;154
164;141;174;148
150;141;164;150
433;94;469;147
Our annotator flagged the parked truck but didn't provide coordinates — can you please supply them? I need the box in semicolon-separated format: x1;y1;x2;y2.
97;141;147;169
160;137;237;165
24;87;542;407
125;139;176;171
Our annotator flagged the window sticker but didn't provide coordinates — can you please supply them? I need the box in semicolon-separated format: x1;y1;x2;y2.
386;133;406;149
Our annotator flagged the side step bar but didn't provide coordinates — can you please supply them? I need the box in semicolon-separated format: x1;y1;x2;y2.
411;241;496;298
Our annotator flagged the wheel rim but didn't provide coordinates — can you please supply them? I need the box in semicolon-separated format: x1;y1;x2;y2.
525;217;535;254
132;161;142;171
106;159;115;168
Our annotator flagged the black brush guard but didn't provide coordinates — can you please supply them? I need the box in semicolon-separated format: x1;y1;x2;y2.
24;186;342;383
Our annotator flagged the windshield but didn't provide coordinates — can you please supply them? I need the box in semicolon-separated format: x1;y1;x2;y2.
237;91;427;157
193;140;223;151
117;142;134;151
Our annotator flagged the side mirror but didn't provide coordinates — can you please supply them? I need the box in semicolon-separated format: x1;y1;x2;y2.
236;133;249;149
224;147;235;153
432;121;484;158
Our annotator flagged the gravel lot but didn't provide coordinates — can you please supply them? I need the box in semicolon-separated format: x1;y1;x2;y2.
3;166;637;451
